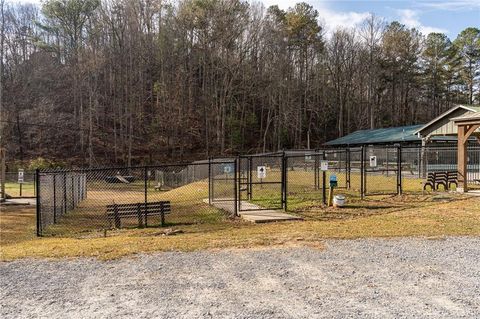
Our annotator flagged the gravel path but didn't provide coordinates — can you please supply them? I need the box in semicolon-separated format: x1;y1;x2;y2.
1;237;479;319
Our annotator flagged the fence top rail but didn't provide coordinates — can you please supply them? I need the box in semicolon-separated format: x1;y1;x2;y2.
401;145;480;150
38;160;236;174
34;145;480;174
238;151;284;158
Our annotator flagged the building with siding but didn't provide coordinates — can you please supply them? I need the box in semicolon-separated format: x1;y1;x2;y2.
325;105;480;147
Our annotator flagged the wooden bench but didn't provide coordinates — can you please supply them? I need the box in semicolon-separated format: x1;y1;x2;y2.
106;201;171;228
423;171;457;191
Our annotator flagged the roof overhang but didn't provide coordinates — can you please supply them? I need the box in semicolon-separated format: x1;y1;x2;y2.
415;104;479;137
452;113;480;126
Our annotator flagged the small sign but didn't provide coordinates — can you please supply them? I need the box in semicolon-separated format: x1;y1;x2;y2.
320;160;329;171
369;156;377;167
257;166;266;179
223;164;233;174
18;169;24;184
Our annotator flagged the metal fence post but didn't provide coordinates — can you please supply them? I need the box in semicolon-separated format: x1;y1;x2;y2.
314;149;319;190
63;172;67;214
144;166;148;205
398;145;403;195
248;156;253;200
71;175;74;209
346;148;351;189
208;158;212;204
283;152;287;211
234;158;238;217
386;147;389;177
144;166;150;226
53;174;57;224
211;158;215;203
322;150;327;205
33;171;37;197
35;169;41;236
361;146;365;199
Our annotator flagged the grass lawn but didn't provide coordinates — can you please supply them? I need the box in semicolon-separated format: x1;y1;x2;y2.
3;182;35;198
1;193;479;261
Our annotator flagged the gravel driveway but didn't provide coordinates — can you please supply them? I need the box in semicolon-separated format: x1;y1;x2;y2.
1;237;479;318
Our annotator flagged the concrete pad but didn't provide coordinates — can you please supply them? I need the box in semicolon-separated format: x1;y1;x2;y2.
204;199;302;223
239;210;303;223
0;198;36;206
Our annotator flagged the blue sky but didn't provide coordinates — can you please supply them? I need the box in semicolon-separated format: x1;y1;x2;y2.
8;0;480;39
260;0;479;38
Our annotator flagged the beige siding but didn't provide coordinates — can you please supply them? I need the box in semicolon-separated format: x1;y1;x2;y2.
422;109;480;138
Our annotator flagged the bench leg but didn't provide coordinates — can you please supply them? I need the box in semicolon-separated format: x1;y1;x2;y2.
137;204;144;228
114;214;121;228
114;205;121;228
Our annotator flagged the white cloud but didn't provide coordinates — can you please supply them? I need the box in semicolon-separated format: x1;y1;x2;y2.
419;0;480;11
6;0;42;4
258;0;370;35
396;9;448;35
259;0;292;9
317;6;370;34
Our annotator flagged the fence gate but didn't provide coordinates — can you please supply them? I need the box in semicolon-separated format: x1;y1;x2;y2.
362;146;401;196
208;159;238;215
238;154;285;211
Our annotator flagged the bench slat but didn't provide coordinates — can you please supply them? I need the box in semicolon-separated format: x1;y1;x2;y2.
107;201;171;228
107;201;169;209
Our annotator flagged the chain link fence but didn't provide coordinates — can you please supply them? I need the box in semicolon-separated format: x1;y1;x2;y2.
35;145;480;236
36;161;236;236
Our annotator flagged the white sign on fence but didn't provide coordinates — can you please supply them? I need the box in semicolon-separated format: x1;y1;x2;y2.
257;166;266;179
369;156;377;167
224;164;233;174
18;169;24;184
320;160;329;171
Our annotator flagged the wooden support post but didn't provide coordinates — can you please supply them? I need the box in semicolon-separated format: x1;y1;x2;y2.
457;125;467;192
327;187;334;207
457;123;480;192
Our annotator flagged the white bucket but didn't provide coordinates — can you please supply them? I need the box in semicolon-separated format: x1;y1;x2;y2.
333;195;346;207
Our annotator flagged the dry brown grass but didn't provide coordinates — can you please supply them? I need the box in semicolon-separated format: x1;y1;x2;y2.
0;205;37;245
1;194;479;261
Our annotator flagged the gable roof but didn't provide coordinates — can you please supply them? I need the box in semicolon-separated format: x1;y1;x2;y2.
325;125;424;146
415;104;480;136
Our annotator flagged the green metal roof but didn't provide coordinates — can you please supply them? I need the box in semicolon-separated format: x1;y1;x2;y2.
325;124;424;146
325;124;462;146
326;105;480;146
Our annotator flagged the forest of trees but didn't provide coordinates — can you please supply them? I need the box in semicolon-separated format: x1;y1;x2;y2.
0;0;479;166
